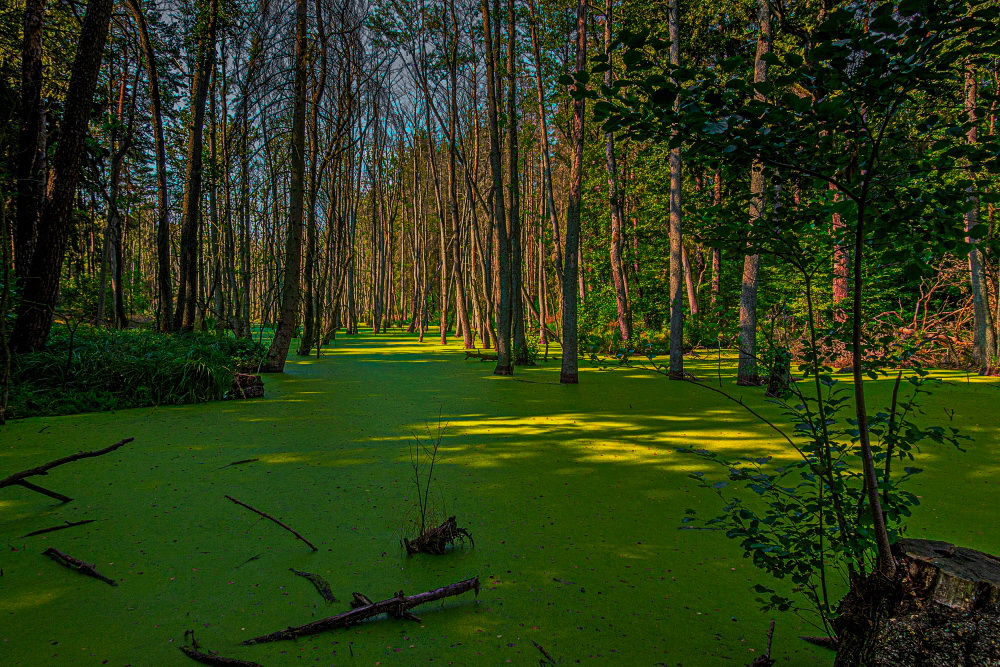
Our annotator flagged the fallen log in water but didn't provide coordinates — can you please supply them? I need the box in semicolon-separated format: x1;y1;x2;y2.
242;576;480;645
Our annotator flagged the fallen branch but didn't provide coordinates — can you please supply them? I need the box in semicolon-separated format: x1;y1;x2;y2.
225;495;317;551
0;437;134;503
747;619;776;667
181;630;262;667
290;568;338;603
43;547;117;586
242;576;480;645
532;640;559;665
217;458;259;470
22;519;96;538
464;350;498;362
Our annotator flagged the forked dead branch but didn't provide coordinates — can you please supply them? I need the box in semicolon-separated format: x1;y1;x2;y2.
242;576;480;644
0;437;134;503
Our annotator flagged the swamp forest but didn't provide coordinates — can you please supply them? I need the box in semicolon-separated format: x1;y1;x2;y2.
2;0;1000;664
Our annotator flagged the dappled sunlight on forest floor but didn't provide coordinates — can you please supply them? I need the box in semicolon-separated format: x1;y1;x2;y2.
2;330;998;665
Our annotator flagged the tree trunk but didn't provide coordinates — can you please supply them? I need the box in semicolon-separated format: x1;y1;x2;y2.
14;0;47;282
482;0;512;375
262;0;307;372
173;0;218;332
560;0;586;384
964;66;996;374
604;0;632;343
667;0;684;379
125;0;171;333
10;0;115;353
736;0;772;386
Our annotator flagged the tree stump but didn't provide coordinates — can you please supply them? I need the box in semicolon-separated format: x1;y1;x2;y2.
229;373;264;399
834;538;1000;666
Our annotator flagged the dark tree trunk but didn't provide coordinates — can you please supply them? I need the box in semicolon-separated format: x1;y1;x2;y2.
736;0;772;386
10;0;115;353
173;0;218;332
262;0;307;372
481;0;512;375
667;0;684;379
14;0;47;282
560;0;586;384
125;0;172;333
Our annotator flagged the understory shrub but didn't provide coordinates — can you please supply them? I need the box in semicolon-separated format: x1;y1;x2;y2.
9;326;266;418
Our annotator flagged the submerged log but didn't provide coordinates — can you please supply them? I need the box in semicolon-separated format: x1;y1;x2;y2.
464;350;498;362
834;538;1000;666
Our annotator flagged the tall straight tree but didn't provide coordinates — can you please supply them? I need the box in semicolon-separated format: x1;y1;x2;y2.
125;0;172;333
10;0;116;353
667;0;683;379
560;0;586;384
262;0;308;372
482;0;512;375
964;65;996;374
173;0;219;332
507;0;529;365
603;0;631;343
736;0;771;386
14;0;47;282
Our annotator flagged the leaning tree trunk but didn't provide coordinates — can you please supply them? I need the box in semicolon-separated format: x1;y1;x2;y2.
834;539;1000;666
10;0;115;354
262;0;307;372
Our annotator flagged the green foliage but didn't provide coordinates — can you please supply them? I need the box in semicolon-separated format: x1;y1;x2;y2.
8;326;265;418
679;369;967;631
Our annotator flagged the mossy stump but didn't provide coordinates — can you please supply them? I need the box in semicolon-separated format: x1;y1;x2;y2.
834;538;1000;666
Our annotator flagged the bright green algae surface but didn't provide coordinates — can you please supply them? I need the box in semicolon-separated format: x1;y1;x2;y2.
2;331;999;666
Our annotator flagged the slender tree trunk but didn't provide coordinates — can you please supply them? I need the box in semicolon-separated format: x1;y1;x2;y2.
262;0;307;372
561;0;587;384
482;0;512;375
965;66;996;374
667;0;684;378
736;0;771;386
507;0;528;365
126;0;172;332
173;0;218;332
10;0;115;353
604;0;631;343
14;0;47;282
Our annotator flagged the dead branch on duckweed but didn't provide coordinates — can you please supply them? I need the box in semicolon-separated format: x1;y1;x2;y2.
464;349;498;361
43;547;116;586
22;519;96;538
225;494;317;551
290;568;338;603
180;630;263;667
747;618;776;667
241;576;480;645
533;640;560;665
404;515;474;555
0;437;134;502
217;458;259;470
